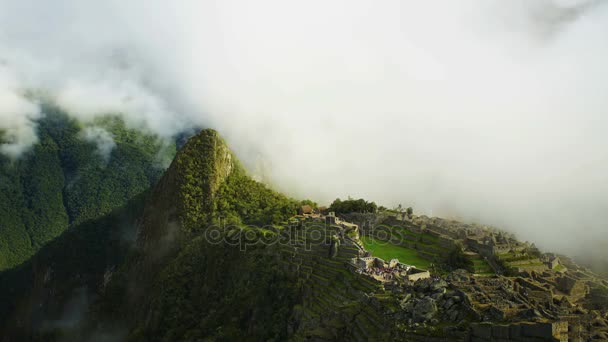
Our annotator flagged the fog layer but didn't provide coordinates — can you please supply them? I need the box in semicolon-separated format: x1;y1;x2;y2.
1;0;607;255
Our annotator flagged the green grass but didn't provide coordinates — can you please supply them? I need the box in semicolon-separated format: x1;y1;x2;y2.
496;252;536;263
360;236;431;269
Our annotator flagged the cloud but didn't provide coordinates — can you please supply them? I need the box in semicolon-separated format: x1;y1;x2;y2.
81;126;116;164
0;0;607;258
0;62;41;158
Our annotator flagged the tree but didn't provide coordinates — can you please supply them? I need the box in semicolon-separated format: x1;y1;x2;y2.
300;199;318;209
329;197;378;214
406;207;413;218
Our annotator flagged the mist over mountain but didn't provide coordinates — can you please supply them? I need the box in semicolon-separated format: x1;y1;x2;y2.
1;1;608;263
0;107;175;270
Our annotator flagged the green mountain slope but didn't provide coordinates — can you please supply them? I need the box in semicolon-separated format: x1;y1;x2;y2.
0;106;175;270
0;129;301;340
3;129;437;341
0;192;148;339
2;128;608;341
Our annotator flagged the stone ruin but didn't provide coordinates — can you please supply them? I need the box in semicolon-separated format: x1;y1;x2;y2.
279;211;608;340
352;256;431;282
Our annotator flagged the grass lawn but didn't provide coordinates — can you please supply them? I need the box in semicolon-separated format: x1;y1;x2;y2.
360;236;431;269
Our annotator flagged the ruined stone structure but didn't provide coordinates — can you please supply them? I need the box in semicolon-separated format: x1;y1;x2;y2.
277;212;608;340
352;256;430;282
556;274;588;301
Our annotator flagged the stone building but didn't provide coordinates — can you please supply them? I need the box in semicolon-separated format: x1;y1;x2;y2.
544;256;561;270
406;268;431;281
356;257;383;269
556;275;588;301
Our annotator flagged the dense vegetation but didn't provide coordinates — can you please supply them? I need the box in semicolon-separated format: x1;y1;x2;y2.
0;192;149;338
127;237;296;341
215;163;300;226
0;106;175;270
329;197;378;214
165;129;298;235
0;128;303;340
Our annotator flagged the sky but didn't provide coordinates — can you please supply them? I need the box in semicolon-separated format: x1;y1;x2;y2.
0;0;607;257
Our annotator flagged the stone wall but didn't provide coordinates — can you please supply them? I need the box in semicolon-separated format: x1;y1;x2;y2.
439;236;457;250
492;244;511;255
556;275;587;301
427;224;460;240
466;238;493;258
515;278;554;303
468;321;568;341
407;269;431;281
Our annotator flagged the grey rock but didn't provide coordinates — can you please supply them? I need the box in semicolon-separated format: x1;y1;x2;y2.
443;297;456;310
448;269;470;282
431;292;444;300
449;309;459;322
431;279;448;292
483;306;506;321
401;300;415;313
413;297;438;322
401;293;412;303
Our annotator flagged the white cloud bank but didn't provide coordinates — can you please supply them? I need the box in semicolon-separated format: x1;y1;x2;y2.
0;0;607;256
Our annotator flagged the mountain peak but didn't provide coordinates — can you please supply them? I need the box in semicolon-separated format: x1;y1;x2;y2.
137;129;235;249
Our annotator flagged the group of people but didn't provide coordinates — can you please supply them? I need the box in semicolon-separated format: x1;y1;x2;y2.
363;266;398;281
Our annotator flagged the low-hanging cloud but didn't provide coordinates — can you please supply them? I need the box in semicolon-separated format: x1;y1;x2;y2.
81;126;116;164
0;62;41;158
0;0;607;258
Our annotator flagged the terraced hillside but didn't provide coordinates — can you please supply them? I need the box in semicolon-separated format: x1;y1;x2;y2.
276;221;393;341
274;218;477;341
465;252;494;276
497;252;547;273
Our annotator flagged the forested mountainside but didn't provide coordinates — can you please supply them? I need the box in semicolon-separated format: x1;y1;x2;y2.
0;106;175;271
2;129;608;341
0;129;303;341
